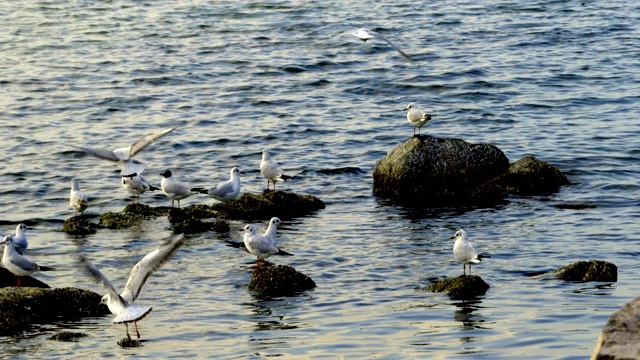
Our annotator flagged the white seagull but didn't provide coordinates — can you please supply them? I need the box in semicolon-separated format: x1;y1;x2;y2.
263;217;282;247
198;167;244;202
160;169;199;208
12;223;32;255
350;27;412;61
70;179;89;215
404;103;433;136
122;172;159;204
79;234;185;341
72;127;177;177
241;224;292;269
260;149;292;191
1;235;53;287
451;229;489;276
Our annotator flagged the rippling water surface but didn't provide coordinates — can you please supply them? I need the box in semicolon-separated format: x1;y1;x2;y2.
1;1;639;358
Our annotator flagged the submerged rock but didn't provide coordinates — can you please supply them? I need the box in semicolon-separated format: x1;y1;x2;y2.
592;296;640;359
62;216;98;236
49;331;87;341
118;337;141;347
373;135;567;206
213;191;325;220
0;287;109;335
248;264;316;295
0;268;49;288
99;211;144;229
427;275;490;299
123;203;169;217
167;207;230;234
553;260;617;282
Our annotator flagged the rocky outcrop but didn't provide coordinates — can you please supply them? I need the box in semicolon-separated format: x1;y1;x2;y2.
0;287;110;335
553;260;617;282
213;190;325;220
373;135;568;206
248;264;316;295
167;207;230;234
0;268;49;288
427;275;490;299
591;296;640;359
62;217;98;236
49;331;87;341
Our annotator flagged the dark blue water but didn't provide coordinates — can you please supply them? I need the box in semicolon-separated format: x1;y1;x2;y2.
0;1;639;358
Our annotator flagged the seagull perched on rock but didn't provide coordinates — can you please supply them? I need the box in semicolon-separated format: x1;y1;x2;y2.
71;127;177;178
79;234;185;341
260;149;292;191
263;217;282;247
70;179;89;215
350;27;412;61
160;169;199;208
198;167;244;202
1;235;53;287
451;229;490;276
404;103;433;136
241;224;292;269
122;173;159;204
11;224;32;255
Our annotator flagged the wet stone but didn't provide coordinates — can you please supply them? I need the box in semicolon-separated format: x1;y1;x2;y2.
118;337;141;347
553;260;617;282
62;216;98;236
49;331;87;341
0;267;49;288
123;203;169;217
212;190;325;220
248;264;316;295
99;212;144;229
427;275;490;300
171;218;230;235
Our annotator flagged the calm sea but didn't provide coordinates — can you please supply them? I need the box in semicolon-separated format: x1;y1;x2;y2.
0;1;639;358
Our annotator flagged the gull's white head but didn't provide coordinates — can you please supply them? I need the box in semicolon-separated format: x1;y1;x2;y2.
230;167;244;177
261;149;271;159
101;294;111;305
0;235;13;246
242;224;256;235
403;103;416;111
270;217;281;226
451;229;468;241
16;223;31;236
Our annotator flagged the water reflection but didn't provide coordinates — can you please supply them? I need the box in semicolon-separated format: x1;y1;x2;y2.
452;298;488;331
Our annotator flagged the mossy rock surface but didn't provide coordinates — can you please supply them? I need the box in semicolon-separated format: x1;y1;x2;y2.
118;337;142;347
123;203;169;217
0;268;49;288
0;287;110;335
553;260;617;282
592;296;640;359
248;264;316;295
62;216;98;235
481;154;569;196
213;190;325;220
99;211;145;229
427;275;490;299
49;331;87;341
171;218;230;234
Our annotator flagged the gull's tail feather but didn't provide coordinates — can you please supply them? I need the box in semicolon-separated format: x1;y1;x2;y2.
191;187;205;193
277;249;293;256
114;306;153;324
280;174;293;181
478;254;491;260
148;185;160;191
39;265;55;271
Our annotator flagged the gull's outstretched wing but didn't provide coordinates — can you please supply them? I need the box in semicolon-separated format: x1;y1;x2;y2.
369;30;412;61
79;255;126;307
71;145;120;162
125;126;177;159
121;234;185;302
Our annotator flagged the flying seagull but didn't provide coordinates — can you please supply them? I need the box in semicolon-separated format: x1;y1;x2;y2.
350;27;412;61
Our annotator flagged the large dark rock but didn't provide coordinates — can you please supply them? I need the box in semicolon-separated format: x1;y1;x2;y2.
62;216;98;236
373;135;568;206
213;190;325;220
248;264;316;295
592;296;640;359
427;275;490;299
0;267;49;288
0;287;110;335
553;260;617;282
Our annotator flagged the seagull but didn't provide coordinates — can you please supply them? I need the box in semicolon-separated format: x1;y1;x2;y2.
122;173;159;204
241;224;292;269
404;103;433;136
350;27;412;61
160;169;199;208
260;149;292;191
71;127;177;177
451;229;489;276
70;179;89;215
198;167;244;202
263;217;282;247
12;223;32;255
1;235;54;287
79;234;185;341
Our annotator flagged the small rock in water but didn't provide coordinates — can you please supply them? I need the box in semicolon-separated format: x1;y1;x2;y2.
48;331;87;341
118;337;141;347
427;275;490;300
248;264;316;295
123;203;168;217
553;260;617;282
99;212;144;229
212;190;325;220
62;216;97;235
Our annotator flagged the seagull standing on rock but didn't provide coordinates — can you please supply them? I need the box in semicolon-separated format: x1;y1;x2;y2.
263;217;282;247
404;103;433;136
122;173;159;204
452;229;489;276
1;235;53;287
12;223;32;255
198;167;244;202
260;149;292;191
70;179;89;215
241;224;292;270
160;169;199;208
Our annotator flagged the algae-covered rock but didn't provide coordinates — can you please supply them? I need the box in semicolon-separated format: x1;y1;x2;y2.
118;337;141;347
553;260;617;282
0;287;110;335
49;331;87;341
99;212;144;229
481;154;569;196
167;204;218;222
123;203;168;217
427;275;490;299
592;296;640;360
172;218;230;234
0;267;49;288
248;264;316;295
213;190;325;220
62;216;98;236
